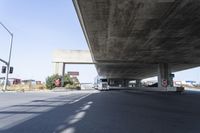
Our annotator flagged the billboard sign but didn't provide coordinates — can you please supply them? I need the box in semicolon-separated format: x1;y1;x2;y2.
68;71;79;76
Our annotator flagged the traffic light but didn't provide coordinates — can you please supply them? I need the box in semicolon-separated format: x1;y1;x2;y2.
1;66;6;73
9;67;13;74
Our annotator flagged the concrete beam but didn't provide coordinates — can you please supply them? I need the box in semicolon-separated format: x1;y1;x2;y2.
52;50;93;64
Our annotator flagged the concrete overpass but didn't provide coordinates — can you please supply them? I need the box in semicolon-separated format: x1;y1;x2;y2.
72;0;200;88
52;50;93;86
52;50;93;75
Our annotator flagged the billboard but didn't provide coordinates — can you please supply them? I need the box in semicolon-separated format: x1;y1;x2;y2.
67;71;79;76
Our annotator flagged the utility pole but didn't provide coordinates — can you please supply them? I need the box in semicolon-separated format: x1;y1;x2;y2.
0;22;14;91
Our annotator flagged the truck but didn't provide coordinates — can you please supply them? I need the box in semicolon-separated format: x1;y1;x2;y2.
94;76;109;91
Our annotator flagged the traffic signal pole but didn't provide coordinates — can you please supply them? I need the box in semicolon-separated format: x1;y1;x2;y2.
0;58;8;65
3;34;13;91
0;22;14;91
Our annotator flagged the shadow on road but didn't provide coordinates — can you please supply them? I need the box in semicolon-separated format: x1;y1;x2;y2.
0;90;200;133
0;92;99;133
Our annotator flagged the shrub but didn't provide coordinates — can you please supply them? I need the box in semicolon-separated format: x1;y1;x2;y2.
65;83;81;90
46;74;60;89
45;74;74;89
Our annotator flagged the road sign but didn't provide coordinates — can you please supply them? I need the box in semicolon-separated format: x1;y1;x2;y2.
162;79;168;87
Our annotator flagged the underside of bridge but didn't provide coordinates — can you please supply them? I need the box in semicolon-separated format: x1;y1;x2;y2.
73;0;200;87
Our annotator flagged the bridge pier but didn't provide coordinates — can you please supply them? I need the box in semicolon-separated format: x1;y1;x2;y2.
158;63;174;87
135;79;142;87
52;50;93;87
53;62;65;87
108;79;129;87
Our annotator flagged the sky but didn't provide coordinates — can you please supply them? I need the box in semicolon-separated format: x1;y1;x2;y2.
0;0;97;83
0;0;200;83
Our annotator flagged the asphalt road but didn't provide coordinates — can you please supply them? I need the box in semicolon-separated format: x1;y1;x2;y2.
0;90;200;133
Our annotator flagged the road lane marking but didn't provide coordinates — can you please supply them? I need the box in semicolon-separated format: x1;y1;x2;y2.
69;93;92;104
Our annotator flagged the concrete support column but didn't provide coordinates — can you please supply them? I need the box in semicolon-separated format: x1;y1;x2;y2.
136;79;142;87
53;62;65;87
158;63;173;87
61;63;65;87
108;78;112;87
122;79;129;87
125;79;129;87
109;79;114;87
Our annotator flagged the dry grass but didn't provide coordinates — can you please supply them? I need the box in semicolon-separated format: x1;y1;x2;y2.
0;84;47;91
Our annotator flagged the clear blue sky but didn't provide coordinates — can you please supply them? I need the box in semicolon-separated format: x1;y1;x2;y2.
0;0;200;83
0;0;97;83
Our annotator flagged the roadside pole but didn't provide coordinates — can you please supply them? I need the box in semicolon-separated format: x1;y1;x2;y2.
0;22;14;91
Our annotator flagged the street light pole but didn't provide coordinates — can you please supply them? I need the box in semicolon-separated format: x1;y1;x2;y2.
0;22;13;91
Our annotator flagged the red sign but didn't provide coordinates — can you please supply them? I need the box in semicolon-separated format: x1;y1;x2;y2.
162;79;168;87
55;78;61;87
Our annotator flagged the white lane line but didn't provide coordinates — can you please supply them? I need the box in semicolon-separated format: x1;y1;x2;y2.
69;93;92;104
